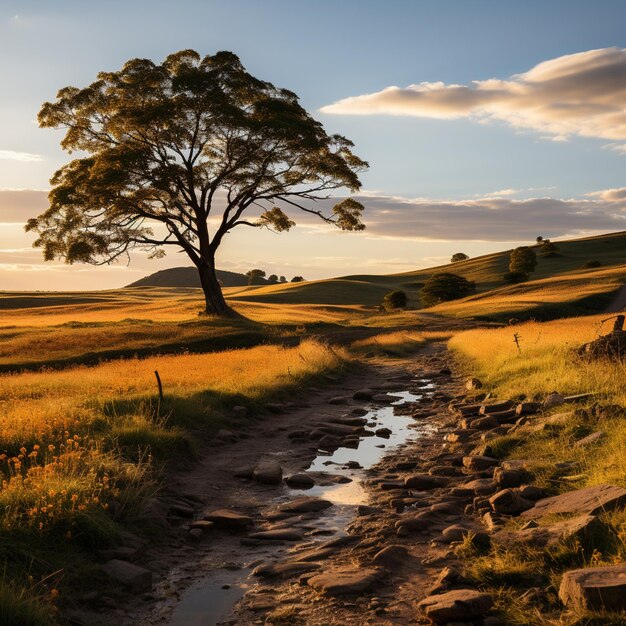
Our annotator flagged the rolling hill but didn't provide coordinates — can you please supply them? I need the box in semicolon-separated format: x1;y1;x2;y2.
128;266;266;288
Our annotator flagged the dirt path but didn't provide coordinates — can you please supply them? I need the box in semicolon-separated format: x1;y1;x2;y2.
72;343;490;625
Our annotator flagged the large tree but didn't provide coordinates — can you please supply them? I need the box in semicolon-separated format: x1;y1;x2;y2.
28;50;368;316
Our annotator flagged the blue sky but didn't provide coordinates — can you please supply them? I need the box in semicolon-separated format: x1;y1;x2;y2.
1;0;626;289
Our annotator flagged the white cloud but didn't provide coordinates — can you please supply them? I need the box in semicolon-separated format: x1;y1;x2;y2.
0;150;43;162
321;47;626;142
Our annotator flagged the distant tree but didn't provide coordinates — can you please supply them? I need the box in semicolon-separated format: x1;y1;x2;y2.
382;290;408;310
291;276;305;283
536;236;544;243
246;269;266;285
503;270;530;284
420;273;475;307
451;252;469;263
279;275;287;283
267;274;278;284
27;50;367;318
509;247;537;275
540;241;559;257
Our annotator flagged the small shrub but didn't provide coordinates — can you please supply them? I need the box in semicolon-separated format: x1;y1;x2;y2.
382;290;408;310
583;260;602;269
451;252;469;262
540;241;559;257
509;247;537;274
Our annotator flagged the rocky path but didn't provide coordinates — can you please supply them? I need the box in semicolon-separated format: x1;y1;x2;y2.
71;340;626;625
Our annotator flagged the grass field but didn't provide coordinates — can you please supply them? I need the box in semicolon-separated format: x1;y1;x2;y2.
450;316;626;624
0;338;347;623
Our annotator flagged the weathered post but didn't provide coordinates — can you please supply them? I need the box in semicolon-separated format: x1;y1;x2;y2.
612;315;625;333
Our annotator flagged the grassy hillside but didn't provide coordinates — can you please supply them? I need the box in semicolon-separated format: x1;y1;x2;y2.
226;231;626;310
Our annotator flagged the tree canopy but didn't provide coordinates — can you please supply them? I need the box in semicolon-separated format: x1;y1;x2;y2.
27;49;368;316
382;290;408;310
509;246;537;274
420;273;475;307
451;252;469;262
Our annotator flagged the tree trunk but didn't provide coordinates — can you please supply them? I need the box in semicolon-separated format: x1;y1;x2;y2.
196;260;238;317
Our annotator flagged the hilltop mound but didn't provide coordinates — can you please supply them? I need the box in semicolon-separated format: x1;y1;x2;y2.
128;267;265;288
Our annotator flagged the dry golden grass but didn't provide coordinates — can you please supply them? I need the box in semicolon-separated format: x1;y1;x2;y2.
351;330;452;356
431;265;626;319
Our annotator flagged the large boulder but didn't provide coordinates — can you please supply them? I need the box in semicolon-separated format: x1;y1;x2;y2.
252;459;283;484
489;489;534;515
559;564;626;610
521;484;626;519
417;589;493;623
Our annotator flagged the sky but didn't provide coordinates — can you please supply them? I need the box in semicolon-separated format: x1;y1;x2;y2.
1;0;626;290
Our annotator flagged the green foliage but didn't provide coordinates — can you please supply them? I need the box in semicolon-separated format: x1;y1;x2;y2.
541;241;560;257
536;235;544;243
29;49;368;315
279;275;287;283
246;269;266;285
451;252;469;262
509;246;537;274
382;290;408;310
420;273;475;306
291;276;305;283
267;274;278;284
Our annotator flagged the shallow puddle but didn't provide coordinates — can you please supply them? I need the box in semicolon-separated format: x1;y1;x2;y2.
169;381;435;625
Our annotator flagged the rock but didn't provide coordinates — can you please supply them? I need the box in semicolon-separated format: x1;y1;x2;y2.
574;431;607;448
482;511;501;531
543;392;565;409
351;407;368;416
169;502;194;518
515;402;541;415
370;545;409;568
328;395;349;405
493;467;530;489
405;474;447;490
441;524;472;543
189;520;214;532
353;389;376;400
479;401;514;415
277;497;333;515
375;427;392;438
318;434;341;450
429;466;461;477
559;564;626;611
517;485;547;501
461;478;497;496
521;484;626;519
396;510;439;535
494;514;600;548
463;456;499;471
232;405;248;418
285;473;315;489
465;378;483;390
308;567;381;596
248;529;303;541
372;393;401;403
101;560;152;592
203;508;253;529
253;560;321;579
188;528;203;540
252;459;283;484
427;566;466;595
445;430;478;443
470;416;499;430
264;403;285;413
417;589;493;623
489;489;534;515
232;465;254;479
215;428;238;442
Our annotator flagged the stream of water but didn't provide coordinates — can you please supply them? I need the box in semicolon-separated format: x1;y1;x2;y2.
168;382;435;625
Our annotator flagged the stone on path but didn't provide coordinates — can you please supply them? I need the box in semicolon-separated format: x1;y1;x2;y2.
463;455;499;471
371;393;401;403
370;545;409;568
521;484;626;519
404;474;447;490
253;560;321;579
543;392;565;409
489;488;534;516
417;588;493;623
493;514;599;548
515;402;541;415
559;564;626;611
285;473;315;489
277;496;333;515
465;378;483;390
353;389;376;400
308;567;381;596
248;529;303;541
328;395;349;405
441;524;472;543
203;508;253;529
102;560;152;592
252;459;283;484
493;467;530;489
